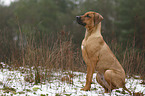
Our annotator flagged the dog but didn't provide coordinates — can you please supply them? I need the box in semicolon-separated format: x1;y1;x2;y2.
76;11;131;94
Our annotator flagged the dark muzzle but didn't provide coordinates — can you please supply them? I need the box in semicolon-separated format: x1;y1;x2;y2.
76;16;86;26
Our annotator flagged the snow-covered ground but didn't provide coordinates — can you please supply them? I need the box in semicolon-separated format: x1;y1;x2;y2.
0;62;145;96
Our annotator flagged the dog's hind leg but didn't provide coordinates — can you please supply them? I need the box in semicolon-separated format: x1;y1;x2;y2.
99;70;131;94
104;70;125;90
96;72;112;93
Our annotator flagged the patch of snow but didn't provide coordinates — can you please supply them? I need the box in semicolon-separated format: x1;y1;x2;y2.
0;64;144;95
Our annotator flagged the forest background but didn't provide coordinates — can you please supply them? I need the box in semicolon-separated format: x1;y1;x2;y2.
0;0;145;79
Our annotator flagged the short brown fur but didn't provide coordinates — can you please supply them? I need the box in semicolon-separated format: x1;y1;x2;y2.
76;11;131;94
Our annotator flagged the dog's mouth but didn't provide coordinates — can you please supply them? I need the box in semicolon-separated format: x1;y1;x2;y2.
76;16;86;26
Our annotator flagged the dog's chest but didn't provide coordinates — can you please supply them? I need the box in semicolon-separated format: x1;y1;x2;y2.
81;39;86;50
81;45;84;50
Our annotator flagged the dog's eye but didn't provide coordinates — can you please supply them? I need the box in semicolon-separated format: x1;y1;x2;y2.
86;14;91;18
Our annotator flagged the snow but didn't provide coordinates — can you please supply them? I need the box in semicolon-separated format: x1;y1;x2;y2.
0;62;145;96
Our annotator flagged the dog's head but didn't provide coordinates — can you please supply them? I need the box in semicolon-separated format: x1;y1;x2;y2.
76;11;103;28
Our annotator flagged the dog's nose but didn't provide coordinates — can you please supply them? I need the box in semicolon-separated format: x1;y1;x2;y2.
76;16;81;20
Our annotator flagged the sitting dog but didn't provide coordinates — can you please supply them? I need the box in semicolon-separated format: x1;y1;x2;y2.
76;11;131;94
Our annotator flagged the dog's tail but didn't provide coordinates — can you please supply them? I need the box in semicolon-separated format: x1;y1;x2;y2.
123;86;132;95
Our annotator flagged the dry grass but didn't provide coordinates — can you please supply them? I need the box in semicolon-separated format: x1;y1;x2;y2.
10;30;86;84
109;38;145;79
121;44;145;79
0;28;145;83
21;31;85;71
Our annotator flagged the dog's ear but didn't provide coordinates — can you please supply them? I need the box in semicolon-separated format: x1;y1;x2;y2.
94;13;103;25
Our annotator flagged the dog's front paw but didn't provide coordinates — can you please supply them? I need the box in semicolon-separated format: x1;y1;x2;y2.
81;86;90;91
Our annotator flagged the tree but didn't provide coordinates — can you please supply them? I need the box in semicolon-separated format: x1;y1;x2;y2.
116;0;145;50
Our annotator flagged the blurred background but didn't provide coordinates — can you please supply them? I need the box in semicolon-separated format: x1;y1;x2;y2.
0;0;145;77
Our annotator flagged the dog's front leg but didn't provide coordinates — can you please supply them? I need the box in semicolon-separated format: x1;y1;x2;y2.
81;64;95;91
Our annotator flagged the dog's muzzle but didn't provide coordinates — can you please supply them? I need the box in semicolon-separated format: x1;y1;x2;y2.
76;16;86;26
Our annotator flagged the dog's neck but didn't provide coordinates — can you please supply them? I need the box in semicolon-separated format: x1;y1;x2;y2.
84;22;102;40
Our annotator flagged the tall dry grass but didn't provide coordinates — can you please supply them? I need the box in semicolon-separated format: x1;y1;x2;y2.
121;42;145;78
0;27;145;83
109;38;145;79
20;31;85;72
1;29;86;84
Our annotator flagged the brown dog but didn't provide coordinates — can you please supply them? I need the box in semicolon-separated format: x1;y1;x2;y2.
76;11;131;94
